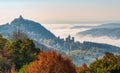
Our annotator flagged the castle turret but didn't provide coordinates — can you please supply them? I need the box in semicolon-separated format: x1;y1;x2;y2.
72;37;74;43
19;15;24;20
66;35;71;43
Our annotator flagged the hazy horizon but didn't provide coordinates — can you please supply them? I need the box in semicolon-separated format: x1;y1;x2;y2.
0;0;120;47
0;0;120;24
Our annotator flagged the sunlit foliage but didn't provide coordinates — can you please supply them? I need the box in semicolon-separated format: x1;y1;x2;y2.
26;51;76;73
89;52;120;73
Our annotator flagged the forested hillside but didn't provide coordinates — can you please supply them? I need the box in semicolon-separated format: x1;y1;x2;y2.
0;32;120;73
1;17;120;66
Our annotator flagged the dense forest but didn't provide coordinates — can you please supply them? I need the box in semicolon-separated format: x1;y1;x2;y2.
0;31;120;73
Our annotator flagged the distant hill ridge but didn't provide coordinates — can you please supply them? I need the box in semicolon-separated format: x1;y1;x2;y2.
0;15;57;41
78;23;120;39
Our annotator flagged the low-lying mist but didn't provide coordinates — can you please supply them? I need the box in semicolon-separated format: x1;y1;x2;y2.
42;24;120;47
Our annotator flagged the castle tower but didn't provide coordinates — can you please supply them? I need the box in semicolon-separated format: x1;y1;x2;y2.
66;35;71;43
19;15;24;20
72;37;75;43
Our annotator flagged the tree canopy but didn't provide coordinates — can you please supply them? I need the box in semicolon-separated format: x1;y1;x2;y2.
25;51;76;73
0;33;40;73
0;33;120;73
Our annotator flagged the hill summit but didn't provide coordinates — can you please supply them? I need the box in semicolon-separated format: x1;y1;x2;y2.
0;15;57;41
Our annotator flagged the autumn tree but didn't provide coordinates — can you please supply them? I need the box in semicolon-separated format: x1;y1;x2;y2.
0;58;11;73
76;63;92;73
10;39;40;70
25;51;76;73
89;52;120;73
0;34;13;73
0;33;41;72
0;34;8;49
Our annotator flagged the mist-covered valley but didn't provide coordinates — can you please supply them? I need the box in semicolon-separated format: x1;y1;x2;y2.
42;23;120;47
0;16;120;67
1;0;120;72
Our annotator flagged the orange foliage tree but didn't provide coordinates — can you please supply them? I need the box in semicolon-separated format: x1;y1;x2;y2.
76;63;92;73
25;51;76;73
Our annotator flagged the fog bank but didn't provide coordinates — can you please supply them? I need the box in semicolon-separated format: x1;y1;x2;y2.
42;24;120;47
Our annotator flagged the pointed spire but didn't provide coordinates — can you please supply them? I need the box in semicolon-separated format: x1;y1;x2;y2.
19;15;24;20
68;34;71;38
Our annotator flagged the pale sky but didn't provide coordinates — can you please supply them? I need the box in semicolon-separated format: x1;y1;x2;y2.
0;0;120;24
